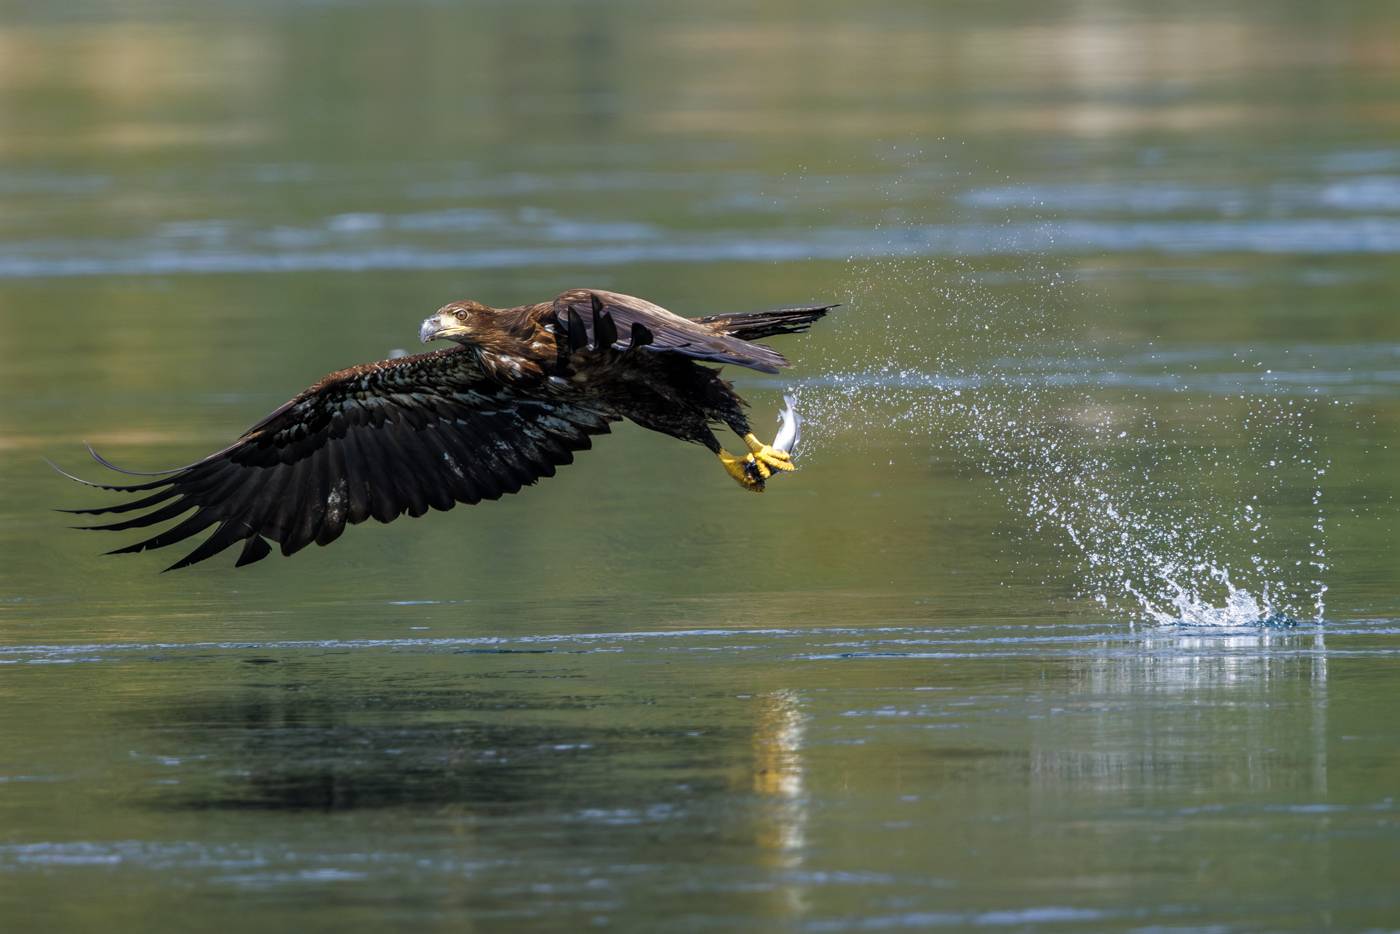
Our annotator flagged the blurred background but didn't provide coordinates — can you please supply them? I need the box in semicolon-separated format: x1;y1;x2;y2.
0;1;1397;931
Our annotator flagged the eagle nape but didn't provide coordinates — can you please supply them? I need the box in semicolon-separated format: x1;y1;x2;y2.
51;289;836;570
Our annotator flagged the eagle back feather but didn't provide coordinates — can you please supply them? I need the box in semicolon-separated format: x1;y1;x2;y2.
551;289;791;374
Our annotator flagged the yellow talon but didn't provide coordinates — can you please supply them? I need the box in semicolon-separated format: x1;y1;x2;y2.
717;449;765;492
742;433;795;475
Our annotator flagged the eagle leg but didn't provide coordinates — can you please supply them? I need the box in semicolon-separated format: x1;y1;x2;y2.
716;449;766;492
741;433;795;479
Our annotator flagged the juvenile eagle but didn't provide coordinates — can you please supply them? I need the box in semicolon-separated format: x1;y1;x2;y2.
54;289;834;570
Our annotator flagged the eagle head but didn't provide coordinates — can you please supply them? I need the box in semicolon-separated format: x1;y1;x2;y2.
420;300;493;345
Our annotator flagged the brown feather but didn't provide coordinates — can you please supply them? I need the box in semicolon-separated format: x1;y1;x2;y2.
550;289;792;373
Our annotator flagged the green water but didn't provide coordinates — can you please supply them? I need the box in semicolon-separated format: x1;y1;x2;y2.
2;1;1399;930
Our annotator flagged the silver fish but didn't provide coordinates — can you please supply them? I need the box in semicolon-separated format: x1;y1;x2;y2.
772;394;802;457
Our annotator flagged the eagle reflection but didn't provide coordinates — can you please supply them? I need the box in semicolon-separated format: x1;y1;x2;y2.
139;683;735;814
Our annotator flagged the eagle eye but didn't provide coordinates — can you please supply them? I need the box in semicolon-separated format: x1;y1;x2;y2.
454;309;466;320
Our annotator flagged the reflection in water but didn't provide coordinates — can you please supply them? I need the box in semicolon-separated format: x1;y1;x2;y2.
1034;629;1329;797
137;682;737;814
0;620;1394;930
751;689;809;919
1310;628;1329;796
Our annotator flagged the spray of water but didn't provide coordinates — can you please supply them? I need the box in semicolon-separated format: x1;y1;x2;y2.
792;253;1329;628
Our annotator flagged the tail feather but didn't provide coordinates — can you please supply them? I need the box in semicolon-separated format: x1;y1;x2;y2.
697;304;838;341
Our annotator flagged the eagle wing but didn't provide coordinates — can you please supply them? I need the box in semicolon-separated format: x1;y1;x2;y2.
55;347;616;570
551;288;790;374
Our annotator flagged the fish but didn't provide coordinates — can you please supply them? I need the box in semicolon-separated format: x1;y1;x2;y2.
771;394;802;461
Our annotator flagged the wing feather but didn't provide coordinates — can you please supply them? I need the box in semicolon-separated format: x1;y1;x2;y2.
167;520;246;572
250;463;295;537
551;289;790;373
80;497;192;533
285;456;329;555
57;346;615;569
62;486;182;517
236;535;273;568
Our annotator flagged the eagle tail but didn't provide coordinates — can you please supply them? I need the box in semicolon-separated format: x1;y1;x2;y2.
697;304;838;341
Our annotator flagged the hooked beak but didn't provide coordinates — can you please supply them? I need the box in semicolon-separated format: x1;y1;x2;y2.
419;315;442;344
419;313;467;344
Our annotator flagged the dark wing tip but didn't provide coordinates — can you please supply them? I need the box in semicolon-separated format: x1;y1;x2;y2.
235;535;273;568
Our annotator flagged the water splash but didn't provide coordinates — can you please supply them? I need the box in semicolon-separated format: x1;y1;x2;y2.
792;252;1330;628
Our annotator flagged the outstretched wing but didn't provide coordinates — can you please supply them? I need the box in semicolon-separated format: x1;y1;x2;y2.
54;347;616;571
552;288;790;374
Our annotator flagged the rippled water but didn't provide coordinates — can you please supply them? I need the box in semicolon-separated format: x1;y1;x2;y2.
10;175;1400;280
2;613;1397;929
2;1;1399;930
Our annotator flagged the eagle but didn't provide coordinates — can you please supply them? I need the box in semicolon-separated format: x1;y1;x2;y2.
53;289;835;570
